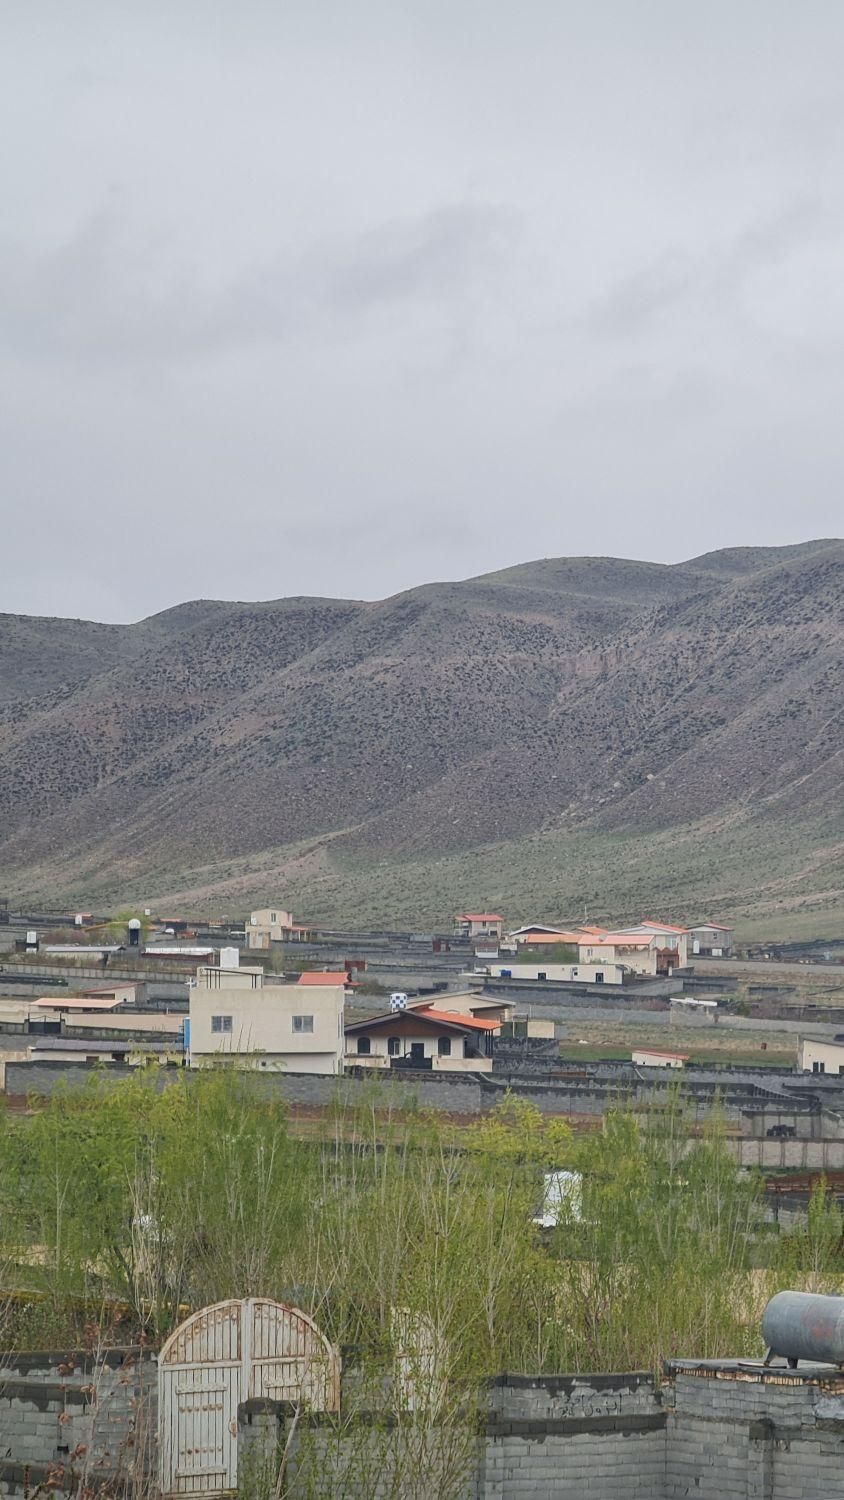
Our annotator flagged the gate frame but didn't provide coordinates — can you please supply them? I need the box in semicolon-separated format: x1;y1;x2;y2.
158;1296;340;1499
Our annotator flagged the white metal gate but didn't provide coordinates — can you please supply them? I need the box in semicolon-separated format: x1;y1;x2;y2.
159;1297;340;1498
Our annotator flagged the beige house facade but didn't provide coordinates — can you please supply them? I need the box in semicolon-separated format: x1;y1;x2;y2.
490;961;624;985
577;941;659;976
455;913;504;940
245;907;311;947
799;1038;844;1076
188;965;345;1074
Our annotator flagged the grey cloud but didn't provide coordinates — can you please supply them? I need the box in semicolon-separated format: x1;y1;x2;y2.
587;198;828;339
2;2;844;619
0;201;514;368
329;204;516;310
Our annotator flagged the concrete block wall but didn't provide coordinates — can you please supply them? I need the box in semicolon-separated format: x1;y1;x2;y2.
4;1351;844;1496
664;1361;844;1500
0;1349;156;1497
478;1373;666;1498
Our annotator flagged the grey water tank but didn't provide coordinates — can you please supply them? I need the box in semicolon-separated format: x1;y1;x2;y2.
762;1291;844;1366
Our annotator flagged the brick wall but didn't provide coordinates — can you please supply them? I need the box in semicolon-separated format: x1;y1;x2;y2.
477;1373;666;1498
4;1350;844;1496
0;1349;156;1498
664;1360;844;1500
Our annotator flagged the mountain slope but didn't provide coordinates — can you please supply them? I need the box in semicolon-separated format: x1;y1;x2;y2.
1;540;842;938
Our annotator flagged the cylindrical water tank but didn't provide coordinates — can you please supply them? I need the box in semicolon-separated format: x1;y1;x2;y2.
762;1291;844;1366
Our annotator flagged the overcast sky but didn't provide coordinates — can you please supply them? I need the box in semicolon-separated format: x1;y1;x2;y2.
2;2;844;621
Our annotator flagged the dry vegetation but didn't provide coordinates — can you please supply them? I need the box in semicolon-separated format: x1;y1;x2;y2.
1;541;842;940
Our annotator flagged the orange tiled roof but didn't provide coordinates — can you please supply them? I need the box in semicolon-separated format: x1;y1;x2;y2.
412;1006;501;1033
297;971;349;985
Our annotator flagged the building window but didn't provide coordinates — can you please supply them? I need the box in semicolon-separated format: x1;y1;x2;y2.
537;972;547;981
270;912;277;923
388;1036;401;1056
813;1060;826;1074
211;1015;233;1033
438;1036;451;1057
292;1015;314;1034
357;1036;371;1055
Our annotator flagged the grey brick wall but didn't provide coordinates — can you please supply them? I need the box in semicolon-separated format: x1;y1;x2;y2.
664;1361;844;1500
0;1349;156;1497
4;1349;844;1497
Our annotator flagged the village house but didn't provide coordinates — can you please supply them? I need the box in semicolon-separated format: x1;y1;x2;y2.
489;960;624;985
577;936;660;975
505;924;583;948
688;921;734;957
407;993;515;1024
29;984;137;1015
454;913;504;941
344;1005;499;1073
245;907;312;948
188;965;345;1073
614;920;691;968
798;1037;844;1075
631;1048;688;1069
26;1037;180;1066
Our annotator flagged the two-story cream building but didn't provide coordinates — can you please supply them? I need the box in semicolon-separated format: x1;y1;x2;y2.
188;965;345;1073
245;907;312;948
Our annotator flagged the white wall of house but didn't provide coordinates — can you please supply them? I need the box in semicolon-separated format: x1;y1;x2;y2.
631;1049;686;1069
799;1039;844;1076
189;966;344;1074
490;962;623;985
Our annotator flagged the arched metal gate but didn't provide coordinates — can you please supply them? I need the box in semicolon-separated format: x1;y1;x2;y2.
159;1297;340;1498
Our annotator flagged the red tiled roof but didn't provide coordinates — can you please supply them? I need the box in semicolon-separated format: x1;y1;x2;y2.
414;1006;500;1033
297;971;349;985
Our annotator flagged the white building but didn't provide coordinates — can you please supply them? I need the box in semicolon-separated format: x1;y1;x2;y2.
489;961;624;985
631;1048;688;1069
188;965;345;1074
798;1038;844;1076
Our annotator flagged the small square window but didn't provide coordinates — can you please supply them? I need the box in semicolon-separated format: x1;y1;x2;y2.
211;1015;233;1034
292;1014;314;1034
